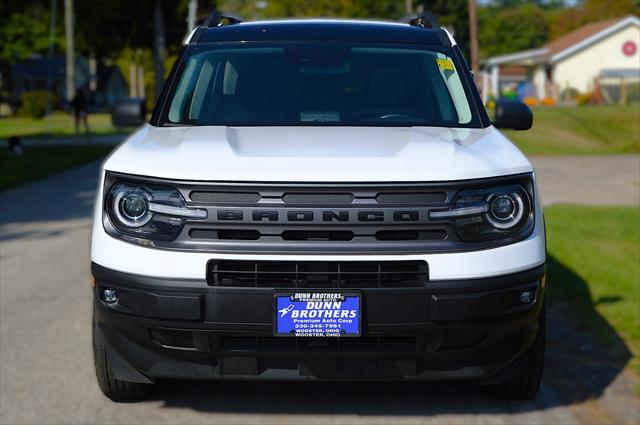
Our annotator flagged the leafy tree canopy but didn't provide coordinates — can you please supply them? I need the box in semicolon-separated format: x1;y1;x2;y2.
1;0;638;64
0;3;63;63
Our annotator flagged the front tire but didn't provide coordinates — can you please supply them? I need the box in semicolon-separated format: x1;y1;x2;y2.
486;302;546;400
93;305;152;402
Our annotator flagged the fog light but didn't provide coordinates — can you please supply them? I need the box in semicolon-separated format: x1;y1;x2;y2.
519;290;535;304
100;288;119;303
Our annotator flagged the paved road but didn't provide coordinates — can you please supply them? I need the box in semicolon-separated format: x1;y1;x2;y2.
531;155;640;206
1;159;639;425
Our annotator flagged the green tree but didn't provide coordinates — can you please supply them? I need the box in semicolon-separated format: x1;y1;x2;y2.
416;0;471;59
547;0;640;40
219;0;406;21
0;3;64;63
478;2;549;57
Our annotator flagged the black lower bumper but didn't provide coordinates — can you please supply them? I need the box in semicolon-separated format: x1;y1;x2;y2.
92;262;545;383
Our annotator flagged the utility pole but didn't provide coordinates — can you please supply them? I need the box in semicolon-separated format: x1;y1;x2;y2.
469;0;480;84
46;0;57;117
153;0;166;102
64;0;75;101
405;0;412;15
187;0;198;31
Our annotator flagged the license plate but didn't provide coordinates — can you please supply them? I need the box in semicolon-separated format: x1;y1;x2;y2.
274;292;361;337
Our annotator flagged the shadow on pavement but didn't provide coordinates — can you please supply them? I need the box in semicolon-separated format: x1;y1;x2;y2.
0;160;101;239
544;255;633;405
147;255;632;416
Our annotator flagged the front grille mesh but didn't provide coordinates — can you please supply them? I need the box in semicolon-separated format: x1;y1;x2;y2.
190;191;261;203
207;260;428;288
282;193;355;204
189;189;449;205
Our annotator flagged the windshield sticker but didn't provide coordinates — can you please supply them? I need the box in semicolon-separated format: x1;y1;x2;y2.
436;58;454;71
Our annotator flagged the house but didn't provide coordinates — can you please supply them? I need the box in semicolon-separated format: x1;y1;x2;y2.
481;15;640;102
10;56;91;107
10;56;128;110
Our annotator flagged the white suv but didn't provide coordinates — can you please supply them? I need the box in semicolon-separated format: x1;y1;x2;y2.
92;14;546;402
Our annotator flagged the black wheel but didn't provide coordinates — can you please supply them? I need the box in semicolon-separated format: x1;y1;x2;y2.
93;305;152;402
486;303;546;400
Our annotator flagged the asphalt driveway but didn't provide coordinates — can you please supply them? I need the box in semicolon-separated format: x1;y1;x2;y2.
1;158;639;425
531;155;640;206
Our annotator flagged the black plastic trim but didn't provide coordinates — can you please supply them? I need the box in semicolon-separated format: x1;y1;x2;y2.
92;262;545;292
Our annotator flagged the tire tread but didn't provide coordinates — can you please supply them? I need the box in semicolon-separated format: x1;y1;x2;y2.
93;305;152;402
487;303;546;400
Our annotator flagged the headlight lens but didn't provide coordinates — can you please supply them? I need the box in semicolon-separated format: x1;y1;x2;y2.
113;188;152;227
106;182;206;241
486;192;524;229
430;184;533;242
122;194;148;219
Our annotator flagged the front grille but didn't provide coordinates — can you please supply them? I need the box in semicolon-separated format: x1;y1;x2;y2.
218;336;418;353
207;260;429;288
189;190;448;206
180;182;469;254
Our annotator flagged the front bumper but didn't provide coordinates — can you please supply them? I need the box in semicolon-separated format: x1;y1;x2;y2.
92;262;545;383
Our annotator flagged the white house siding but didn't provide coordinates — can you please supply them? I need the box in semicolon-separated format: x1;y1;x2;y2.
532;65;547;98
552;24;640;94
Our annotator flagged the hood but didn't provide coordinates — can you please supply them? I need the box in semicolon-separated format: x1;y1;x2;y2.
103;125;533;182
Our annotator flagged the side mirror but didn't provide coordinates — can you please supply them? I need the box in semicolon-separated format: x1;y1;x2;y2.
112;98;147;128
494;100;533;131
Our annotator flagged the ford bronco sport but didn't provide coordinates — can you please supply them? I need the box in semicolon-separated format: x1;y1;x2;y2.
92;13;545;402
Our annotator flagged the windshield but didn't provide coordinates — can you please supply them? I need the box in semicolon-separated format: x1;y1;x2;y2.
165;43;478;127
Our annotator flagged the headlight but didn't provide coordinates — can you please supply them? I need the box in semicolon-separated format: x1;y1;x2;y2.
112;188;152;227
106;182;207;242
429;184;533;242
486;192;526;229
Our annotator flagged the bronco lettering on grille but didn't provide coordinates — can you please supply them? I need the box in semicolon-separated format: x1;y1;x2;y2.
215;210;421;222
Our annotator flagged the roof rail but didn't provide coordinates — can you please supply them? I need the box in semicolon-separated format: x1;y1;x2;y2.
202;10;242;28
409;12;439;29
188;10;242;44
409;12;452;46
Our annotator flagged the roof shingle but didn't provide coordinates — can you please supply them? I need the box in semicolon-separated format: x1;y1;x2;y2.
544;16;626;56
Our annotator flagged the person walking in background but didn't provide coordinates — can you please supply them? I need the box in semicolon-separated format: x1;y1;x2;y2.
70;87;90;140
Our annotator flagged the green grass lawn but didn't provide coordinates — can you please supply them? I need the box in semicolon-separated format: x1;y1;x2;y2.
0;145;114;192
0;112;128;139
504;104;640;155
545;205;640;375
